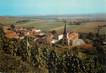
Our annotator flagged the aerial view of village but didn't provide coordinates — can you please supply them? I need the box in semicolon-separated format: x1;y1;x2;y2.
0;0;106;73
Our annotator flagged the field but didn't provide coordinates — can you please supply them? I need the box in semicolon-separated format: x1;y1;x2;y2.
0;16;106;34
0;16;106;73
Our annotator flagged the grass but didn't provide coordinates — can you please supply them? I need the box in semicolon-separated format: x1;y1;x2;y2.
0;17;106;34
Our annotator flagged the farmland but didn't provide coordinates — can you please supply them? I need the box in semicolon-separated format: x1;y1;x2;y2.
0;16;106;33
0;15;106;73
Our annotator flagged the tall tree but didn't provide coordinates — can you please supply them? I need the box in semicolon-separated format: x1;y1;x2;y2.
0;25;4;50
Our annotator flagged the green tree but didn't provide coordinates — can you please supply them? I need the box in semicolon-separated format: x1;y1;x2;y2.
0;25;4;50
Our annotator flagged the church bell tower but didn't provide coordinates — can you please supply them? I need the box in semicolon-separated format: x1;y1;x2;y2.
62;20;68;45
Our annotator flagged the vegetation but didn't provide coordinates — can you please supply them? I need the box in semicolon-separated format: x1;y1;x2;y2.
0;17;106;33
0;26;106;73
0;16;106;73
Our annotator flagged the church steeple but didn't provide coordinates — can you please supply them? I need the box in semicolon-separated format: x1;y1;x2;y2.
62;20;68;45
63;20;67;37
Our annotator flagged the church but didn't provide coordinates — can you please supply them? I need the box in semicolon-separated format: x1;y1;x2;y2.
51;20;86;47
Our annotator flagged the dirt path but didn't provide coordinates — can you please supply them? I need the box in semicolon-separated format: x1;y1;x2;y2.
50;25;64;31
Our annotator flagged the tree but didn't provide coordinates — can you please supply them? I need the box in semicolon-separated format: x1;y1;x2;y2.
0;25;5;50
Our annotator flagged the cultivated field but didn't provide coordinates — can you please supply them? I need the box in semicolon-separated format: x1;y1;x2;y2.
0;16;106;34
0;16;106;73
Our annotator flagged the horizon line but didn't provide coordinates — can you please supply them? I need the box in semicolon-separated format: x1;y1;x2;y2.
0;13;106;17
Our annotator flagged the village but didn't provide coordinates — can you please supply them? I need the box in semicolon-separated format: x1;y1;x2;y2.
0;0;106;72
2;23;95;48
0;21;106;73
2;21;106;47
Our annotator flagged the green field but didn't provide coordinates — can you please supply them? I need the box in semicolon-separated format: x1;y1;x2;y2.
0;17;106;34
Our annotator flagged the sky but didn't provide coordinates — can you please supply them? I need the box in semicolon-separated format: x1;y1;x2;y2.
0;0;106;16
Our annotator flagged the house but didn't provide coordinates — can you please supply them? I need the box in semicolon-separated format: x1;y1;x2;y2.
3;26;19;39
72;39;85;46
